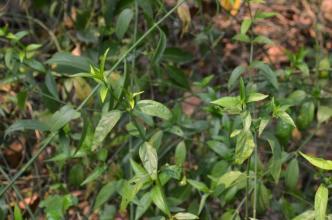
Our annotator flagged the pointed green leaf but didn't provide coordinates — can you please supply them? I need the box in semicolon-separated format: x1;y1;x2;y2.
92;110;122;150
300;152;332;170
94;182;117;209
235;130;255;164
263;134;282;183
153;29;167;64
14;204;22;220
278;111;296;127
252;61;279;89
174;212;199;220
5;120;49;136
151;184;170;216
247;92;268;103
139;142;158;180
48;105;81;132
228;66;246;91
253;35;273;44
258;118;269;136
285;158;299;190
292;210;315;220
81;165;107;185
175;141;186;166
136;100;172;120
46;52;93;73
240;19;252;34
315;184;328;220
99;85;108;103
135;192;152;220
187;179;210;193
217;171;244;188
116;9;134;39
317;105;332;124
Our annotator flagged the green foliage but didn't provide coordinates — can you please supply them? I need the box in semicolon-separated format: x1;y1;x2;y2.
2;0;332;219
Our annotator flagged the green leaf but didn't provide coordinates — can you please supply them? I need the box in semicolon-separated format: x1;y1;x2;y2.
26;43;42;51
40;194;77;220
300;152;332;170
46;52;93;73
16;90;27;110
292;210;315;220
235;130;255;164
211;96;242;114
99;48;110;77
130;159;148;177
153;29;167;64
298;63;309;76
254;11;277;19
254;182;271;213
315;184;328;220
240;19;252;34
120;180;142;212
277;111;296;128
211;96;241;108
116;8;134;39
252;61;279;89
187;179;210;193
174;212;199;220
14;204;22;220
45;72;59;100
247;92;268;103
258;118;269;136
92;110;122;151
263;134;282;183
167;65;190;89
287;90;306;106
151;184;170;216
136;100;172;120
48;105;81;132
317;105;332;124
149;130;164;151
253;35;273;44
163;47;193;64
139;142;158;180
161;164;181;180
228;66;246;91
207;140;231;157
99;85;108;103
217;171;244;188
285;158;299;190
5;119;49;136
135;192;152;220
233;33;251;43
175;141;186;166
94;182;117;209
81;165;107;185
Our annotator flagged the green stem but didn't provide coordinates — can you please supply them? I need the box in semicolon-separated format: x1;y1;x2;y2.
129;1;139;219
245;159;250;219
253;134;258;219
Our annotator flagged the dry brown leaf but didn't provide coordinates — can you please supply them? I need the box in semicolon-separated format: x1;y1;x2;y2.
71;44;81;56
181;92;201;116
292;127;302;142
177;2;191;35
264;45;287;64
321;0;332;22
4;138;25;168
18;193;39;211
